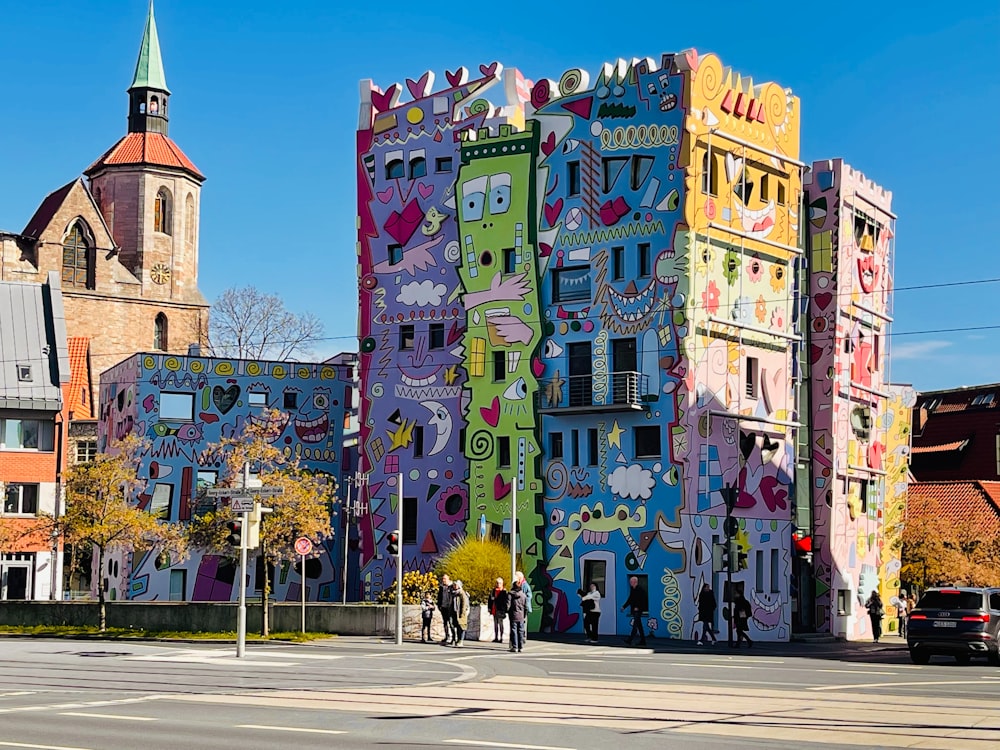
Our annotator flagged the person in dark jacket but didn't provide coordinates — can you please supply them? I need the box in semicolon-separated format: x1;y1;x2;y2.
487;578;508;643
420;591;435;643
866;589;884;644
507;581;527;652
621;575;648;646
452;580;470;647
733;590;753;647
697;583;718;645
437;574;454;645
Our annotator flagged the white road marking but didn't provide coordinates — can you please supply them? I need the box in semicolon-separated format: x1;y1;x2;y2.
546;670;818;688
667;662;754;669
813;669;898;675
0;743;94;750
236;724;346;735
0;694;168;716
248;652;344;660
444;740;575;750
59;711;156;722
0;692;36;697
809;679;990;691
532;658;599;663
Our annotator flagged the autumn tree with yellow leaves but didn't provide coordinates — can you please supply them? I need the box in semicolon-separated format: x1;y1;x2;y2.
187;409;337;635
901;498;1000;590
62;436;187;631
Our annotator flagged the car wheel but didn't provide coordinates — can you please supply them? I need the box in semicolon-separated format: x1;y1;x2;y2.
955;653;972;665
910;649;930;665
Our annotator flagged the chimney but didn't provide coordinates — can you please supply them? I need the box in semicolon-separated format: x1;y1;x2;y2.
187;343;201;356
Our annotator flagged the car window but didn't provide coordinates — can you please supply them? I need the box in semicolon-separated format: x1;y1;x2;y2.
918;591;984;610
990;593;1000;611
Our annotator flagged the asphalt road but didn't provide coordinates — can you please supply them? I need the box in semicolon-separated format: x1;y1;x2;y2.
1;635;999;749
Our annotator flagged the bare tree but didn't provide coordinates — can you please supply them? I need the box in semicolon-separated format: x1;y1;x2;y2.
208;286;325;360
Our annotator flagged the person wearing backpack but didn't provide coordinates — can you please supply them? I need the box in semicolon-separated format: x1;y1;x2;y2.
508;580;527;652
866;589;885;643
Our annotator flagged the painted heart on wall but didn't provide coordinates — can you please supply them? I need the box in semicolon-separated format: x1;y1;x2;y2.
212;385;240;414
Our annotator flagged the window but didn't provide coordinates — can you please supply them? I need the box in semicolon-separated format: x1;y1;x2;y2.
571;430;579;467
638;243;651;278
745;357;759;399
498;436;511;468
154;313;168;351
283;391;298;409
385;151;404;179
429;323;445;350
150;484;173;520
248;392;267;408
492;350;506;382
185;193;196;247
3;484;39;515
503;248;517;274
154;188;172;235
435;157;453;173
402;497;418;544
388;244;403;265
159;392;194;421
973;393;996;407
588;428;598;466
1;418;55;450
549;432;563;460
409;150;427;179
630;155;654;191
567;161;581;196
612;246;624;281
850;406;872;441
553;266;592;303
760;172;770;202
169;569;187;602
755;550;764;592
634;425;661;459
413;425;424;458
602;156;629;193
770;548;780;593
16;365;31;382
62;221;93;289
777;182;786;207
75;440;97;463
701;150;720;196
399;325;415;351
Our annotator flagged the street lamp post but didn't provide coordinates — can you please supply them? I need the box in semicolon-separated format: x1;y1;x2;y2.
510;482;518;586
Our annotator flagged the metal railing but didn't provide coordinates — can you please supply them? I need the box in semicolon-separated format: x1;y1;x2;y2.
538;371;649;413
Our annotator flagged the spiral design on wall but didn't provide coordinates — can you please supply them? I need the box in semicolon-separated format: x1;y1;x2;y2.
660;568;683;639
696;54;723;103
190;360;205;374
467;429;495;460
297;366;311;379
320;366;336;380
143;355;156;370
245;362;261;376
545;461;568;500
214;361;235;376
468;98;489;115
531;78;552;109
558;68;585;96
370;382;384;398
164;356;181;371
761;81;787;131
708;341;728;376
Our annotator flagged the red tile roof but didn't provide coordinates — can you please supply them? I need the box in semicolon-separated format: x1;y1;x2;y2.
908;481;1000;533
22;180;75;238
85;132;203;180
911;439;970;455
66;337;93;420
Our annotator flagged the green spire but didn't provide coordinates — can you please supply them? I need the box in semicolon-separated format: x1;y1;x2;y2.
130;1;170;94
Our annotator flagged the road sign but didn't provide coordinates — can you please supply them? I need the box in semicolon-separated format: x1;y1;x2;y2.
231;497;254;513
244;486;284;497
204;487;237;497
294;537;313;556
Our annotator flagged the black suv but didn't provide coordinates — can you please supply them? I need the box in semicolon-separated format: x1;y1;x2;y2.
907;587;1000;664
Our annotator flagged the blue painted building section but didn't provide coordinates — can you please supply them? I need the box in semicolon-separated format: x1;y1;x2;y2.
98;353;350;602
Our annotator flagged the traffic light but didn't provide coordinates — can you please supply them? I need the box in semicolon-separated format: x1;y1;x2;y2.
724;516;740;539
386;530;400;556
226;520;242;547
736;550;748;572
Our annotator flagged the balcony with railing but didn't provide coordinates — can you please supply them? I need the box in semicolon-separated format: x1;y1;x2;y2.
537;371;650;414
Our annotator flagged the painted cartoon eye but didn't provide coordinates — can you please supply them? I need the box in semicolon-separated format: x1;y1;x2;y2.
488;173;512;216
314;393;330;410
461;176;487;222
544;340;564;358
550;508;565;524
502;377;528;401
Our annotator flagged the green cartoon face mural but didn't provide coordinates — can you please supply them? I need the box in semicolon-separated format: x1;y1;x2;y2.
456;123;545;626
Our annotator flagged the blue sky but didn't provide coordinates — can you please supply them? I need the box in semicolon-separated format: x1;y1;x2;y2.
1;1;997;391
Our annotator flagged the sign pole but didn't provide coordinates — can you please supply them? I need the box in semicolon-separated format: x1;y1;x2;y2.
301;552;307;634
511;482;517;585
236;462;249;658
341;478;352;605
396;471;404;645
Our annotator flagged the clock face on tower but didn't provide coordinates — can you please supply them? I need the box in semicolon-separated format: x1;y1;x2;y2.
150;263;171;285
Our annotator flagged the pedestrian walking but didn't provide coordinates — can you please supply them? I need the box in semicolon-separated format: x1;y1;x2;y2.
453;580;470;646
508;580;527;652
487;578;508;643
514;571;532;643
621;575;648;646
866;589;884;643
697;583;718;645
438;574;454;645
733;590;753;647
897;591;909;638
579;582;602;644
420;591;435;643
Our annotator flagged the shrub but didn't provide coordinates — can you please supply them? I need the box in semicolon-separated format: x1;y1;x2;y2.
434;538;515;604
377;569;438;605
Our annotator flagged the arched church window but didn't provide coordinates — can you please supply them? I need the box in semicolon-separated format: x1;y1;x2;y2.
62;221;94;290
185;193;195;247
154;313;168;351
154;188;172;235
150;96;159;115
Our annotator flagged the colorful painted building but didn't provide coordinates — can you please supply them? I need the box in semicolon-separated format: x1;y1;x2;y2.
804;159;896;639
97;353;351;602
881;384;915;632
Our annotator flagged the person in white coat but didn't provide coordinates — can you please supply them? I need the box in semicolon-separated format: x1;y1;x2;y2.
579;582;602;644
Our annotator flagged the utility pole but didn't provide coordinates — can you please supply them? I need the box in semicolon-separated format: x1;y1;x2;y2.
510;482;518;585
237;462;250;657
395;471;403;645
341;472;369;605
719;483;739;648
